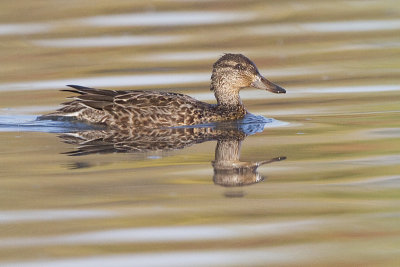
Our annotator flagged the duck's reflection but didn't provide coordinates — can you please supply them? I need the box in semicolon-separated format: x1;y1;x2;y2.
59;119;285;188
213;137;285;186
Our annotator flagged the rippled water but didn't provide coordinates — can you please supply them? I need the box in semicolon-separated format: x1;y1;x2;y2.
0;0;399;266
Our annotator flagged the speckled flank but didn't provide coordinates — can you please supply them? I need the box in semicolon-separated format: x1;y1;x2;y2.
41;54;285;129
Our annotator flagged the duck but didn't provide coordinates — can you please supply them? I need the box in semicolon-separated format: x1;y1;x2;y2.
40;53;286;129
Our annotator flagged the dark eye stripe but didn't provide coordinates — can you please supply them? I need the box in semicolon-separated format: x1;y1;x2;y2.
234;64;246;70
216;62;255;72
218;63;234;69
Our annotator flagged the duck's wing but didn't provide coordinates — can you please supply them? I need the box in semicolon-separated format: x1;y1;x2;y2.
109;90;210;127
63;84;133;112
41;85;211;128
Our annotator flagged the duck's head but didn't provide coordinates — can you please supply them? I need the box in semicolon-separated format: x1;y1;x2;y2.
211;53;286;94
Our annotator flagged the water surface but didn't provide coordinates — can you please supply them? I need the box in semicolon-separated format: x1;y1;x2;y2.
0;0;399;266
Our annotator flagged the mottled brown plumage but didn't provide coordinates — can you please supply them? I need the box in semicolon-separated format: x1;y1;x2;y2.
41;54;286;129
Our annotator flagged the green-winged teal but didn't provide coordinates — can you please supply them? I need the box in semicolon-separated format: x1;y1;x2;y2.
41;53;286;129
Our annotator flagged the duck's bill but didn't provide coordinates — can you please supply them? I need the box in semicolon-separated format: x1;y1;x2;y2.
251;75;286;94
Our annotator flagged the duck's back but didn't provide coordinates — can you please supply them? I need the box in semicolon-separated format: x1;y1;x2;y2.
44;85;215;128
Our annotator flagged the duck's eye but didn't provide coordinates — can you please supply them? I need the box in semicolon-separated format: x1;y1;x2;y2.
234;64;245;70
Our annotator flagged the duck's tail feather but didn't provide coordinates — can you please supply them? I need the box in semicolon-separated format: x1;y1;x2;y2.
64;85;120;97
38;85;119;120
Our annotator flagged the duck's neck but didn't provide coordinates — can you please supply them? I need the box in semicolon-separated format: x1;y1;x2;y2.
212;82;243;109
